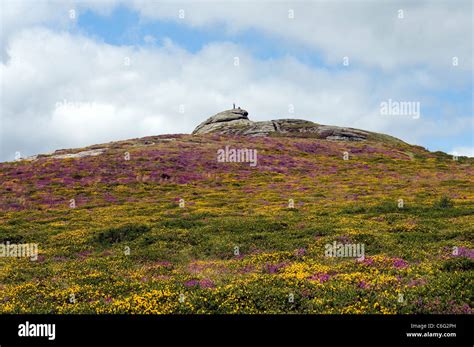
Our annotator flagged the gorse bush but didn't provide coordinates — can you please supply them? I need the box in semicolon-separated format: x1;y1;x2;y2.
434;196;454;209
95;224;152;244
442;257;473;272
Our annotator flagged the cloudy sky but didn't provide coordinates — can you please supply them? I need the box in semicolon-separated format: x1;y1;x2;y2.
0;0;472;161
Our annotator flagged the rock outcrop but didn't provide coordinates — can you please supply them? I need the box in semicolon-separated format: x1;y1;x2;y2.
192;108;252;135
192;108;400;143
19;148;107;161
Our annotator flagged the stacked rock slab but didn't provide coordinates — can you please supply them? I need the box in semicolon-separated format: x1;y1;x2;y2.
192;108;376;142
192;108;253;135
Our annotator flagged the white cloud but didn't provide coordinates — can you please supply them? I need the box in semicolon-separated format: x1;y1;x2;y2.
0;0;120;60
128;0;473;70
450;147;474;158
2;1;471;70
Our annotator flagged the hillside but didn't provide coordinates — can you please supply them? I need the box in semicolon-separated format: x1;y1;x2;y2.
0;112;473;314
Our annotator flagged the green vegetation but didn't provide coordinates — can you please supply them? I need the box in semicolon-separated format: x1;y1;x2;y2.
0;134;472;314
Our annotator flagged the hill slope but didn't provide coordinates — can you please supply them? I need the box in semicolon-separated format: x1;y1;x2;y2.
0;117;473;314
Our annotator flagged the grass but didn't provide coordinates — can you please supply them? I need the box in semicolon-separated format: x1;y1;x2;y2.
0;134;472;314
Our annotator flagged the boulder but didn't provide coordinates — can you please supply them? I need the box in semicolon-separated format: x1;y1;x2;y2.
192;108;252;135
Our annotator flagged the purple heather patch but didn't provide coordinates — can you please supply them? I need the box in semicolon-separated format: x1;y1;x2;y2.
308;272;331;283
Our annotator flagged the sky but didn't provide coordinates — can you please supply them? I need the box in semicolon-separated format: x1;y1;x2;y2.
0;0;473;162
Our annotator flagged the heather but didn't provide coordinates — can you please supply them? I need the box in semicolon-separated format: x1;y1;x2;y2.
0;134;472;314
